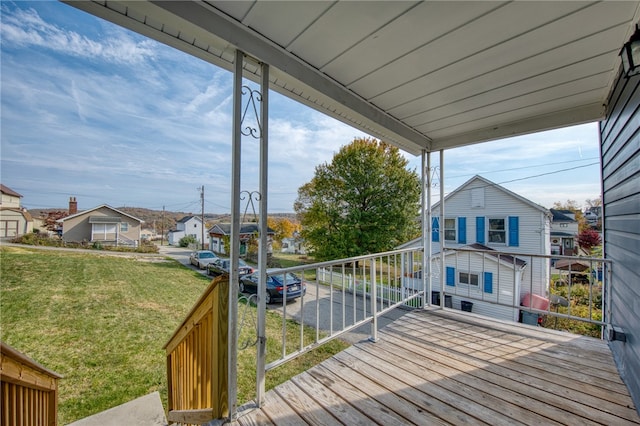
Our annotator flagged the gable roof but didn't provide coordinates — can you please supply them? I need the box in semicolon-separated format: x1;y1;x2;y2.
57;204;144;223
465;243;528;268
209;223;275;236
177;215;203;224
0;184;23;198
550;209;577;222
432;175;549;215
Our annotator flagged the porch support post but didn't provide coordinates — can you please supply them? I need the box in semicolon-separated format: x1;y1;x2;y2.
256;61;269;408
439;150;445;308
228;49;243;421
420;150;427;308
425;150;432;307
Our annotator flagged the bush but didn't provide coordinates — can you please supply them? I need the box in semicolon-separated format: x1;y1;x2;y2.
179;235;197;248
11;233;63;247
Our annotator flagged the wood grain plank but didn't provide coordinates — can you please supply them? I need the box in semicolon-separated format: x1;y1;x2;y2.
292;371;379;425
333;350;489;425
274;379;343;426
383;325;640;424
321;357;448;425
258;387;308;426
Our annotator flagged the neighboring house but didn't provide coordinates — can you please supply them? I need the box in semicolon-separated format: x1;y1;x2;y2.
281;233;306;255
57;205;143;246
208;223;275;256
400;175;551;323
168;215;205;246
550;209;579;256
0;184;33;238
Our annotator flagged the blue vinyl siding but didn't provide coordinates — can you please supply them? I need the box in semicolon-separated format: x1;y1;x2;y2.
476;216;485;244
432;217;439;242
508;216;519;247
446;267;455;286
484;272;493;293
458;217;467;244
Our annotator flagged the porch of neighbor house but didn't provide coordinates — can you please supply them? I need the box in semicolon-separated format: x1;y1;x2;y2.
237;308;639;426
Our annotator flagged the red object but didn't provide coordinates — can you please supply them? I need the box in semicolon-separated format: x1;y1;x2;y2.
521;293;550;311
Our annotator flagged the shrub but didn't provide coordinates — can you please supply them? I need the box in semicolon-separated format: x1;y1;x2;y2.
179;235;197;247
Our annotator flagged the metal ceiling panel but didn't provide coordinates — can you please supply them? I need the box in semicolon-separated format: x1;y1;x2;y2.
63;0;640;155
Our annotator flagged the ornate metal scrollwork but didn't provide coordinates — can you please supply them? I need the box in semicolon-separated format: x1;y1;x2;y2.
237;293;259;350
240;190;261;224
241;85;262;139
428;166;441;188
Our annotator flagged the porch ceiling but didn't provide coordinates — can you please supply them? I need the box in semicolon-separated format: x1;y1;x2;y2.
64;1;640;155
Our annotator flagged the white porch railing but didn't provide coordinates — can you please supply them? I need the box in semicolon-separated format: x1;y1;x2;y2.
259;247;425;374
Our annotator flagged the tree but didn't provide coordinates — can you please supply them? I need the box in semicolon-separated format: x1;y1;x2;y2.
267;217;300;243
577;228;601;252
294;138;421;260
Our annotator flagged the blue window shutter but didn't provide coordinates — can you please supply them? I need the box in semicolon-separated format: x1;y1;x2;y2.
446;267;455;286
432;217;439;242
458;217;467;244
476;216;485;244
508;216;519;247
484;272;493;293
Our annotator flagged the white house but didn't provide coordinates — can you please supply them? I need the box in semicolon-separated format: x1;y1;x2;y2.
401;175;551;323
168;216;205;246
550;209;579;256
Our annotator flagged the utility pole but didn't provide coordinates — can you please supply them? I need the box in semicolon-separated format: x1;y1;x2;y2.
200;186;205;250
161;205;165;246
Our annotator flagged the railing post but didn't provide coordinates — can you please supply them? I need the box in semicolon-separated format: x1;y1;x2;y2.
256;60;269;408
370;258;378;342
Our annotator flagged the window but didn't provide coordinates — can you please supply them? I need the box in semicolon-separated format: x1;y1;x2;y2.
459;272;479;286
488;218;505;243
120;222;128;232
444;218;456;241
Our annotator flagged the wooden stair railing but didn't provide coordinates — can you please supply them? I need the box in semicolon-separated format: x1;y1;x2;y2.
1;341;62;426
164;274;229;425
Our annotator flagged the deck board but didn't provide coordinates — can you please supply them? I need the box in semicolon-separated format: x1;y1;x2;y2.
237;309;640;425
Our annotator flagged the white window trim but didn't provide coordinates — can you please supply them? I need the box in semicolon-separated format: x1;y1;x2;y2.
444;217;457;242
487;217;507;245
458;270;480;288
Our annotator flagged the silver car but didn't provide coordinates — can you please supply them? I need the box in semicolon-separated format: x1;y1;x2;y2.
189;250;218;269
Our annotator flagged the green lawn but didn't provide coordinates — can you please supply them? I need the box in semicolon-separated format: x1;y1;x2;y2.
0;246;348;424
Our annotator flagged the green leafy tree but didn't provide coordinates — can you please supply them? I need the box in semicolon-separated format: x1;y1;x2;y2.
294;138;420;260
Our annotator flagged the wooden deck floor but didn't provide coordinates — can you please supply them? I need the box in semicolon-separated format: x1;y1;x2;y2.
237;309;640;425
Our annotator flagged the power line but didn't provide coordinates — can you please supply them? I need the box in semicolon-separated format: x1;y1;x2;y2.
447;157;599;179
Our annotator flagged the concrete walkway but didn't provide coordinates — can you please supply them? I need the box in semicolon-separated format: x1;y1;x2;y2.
67;392;167;426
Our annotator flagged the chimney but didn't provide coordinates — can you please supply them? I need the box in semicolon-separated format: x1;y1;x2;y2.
69;197;77;215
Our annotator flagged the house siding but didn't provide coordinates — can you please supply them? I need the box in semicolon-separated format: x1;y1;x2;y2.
601;69;640;411
430;177;550;306
62;207;141;244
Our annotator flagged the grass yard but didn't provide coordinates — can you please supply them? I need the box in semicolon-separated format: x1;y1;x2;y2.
0;246;349;424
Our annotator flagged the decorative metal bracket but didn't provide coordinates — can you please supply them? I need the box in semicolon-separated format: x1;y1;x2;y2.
241;85;262;139
238;293;259;350
428;166;441;188
240;190;261;224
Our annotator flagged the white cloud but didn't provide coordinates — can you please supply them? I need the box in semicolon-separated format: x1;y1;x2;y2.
1;5;156;65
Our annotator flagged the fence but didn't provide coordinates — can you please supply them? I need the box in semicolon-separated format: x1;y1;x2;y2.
1;341;62;426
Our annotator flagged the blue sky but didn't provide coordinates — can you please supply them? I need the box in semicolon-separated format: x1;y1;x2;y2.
1;2;602;214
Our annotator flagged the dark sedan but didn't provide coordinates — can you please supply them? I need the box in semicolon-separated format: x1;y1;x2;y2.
207;258;254;277
239;269;306;304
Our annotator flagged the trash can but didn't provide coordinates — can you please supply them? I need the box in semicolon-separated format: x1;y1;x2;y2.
445;295;453;308
461;301;473;312
521;311;539;325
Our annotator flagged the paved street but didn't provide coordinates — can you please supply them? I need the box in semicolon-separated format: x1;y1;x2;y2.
157;245;411;344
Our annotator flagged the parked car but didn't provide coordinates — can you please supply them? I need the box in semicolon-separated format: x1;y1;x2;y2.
207;258;254;277
189;250;218;269
239;269;306;304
